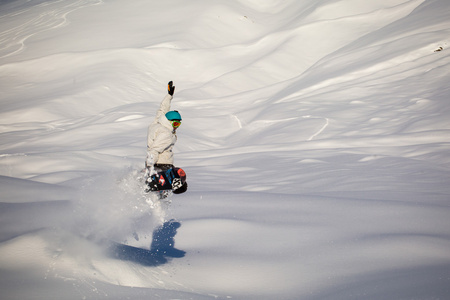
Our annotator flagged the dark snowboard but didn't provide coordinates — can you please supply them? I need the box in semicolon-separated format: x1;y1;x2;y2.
145;167;187;194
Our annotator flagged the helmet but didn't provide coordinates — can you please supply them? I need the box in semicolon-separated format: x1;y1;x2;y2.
165;110;182;121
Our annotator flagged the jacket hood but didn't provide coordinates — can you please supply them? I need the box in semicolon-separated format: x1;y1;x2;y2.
158;114;174;131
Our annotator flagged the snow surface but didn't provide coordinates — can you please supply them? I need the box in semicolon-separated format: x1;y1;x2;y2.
1;0;450;299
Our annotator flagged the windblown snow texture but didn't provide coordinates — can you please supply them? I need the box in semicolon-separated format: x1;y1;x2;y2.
1;0;450;299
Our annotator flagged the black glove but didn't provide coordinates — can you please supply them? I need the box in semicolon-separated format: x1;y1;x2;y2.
146;175;159;191
168;81;175;96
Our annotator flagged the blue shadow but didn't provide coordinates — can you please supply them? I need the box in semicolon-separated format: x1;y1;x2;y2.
108;220;185;266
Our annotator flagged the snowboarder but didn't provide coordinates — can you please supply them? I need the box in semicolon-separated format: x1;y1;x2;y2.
145;81;187;194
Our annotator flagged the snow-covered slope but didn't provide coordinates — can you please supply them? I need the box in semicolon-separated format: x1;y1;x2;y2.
1;0;450;299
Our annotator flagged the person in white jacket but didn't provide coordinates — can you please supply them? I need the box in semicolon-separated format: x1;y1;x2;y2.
145;81;181;174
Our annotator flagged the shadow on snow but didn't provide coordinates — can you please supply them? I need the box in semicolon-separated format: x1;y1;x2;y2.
108;220;185;266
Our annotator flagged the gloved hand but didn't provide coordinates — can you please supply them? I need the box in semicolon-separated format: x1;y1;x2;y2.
145;154;157;176
146;175;159;191
168;81;175;96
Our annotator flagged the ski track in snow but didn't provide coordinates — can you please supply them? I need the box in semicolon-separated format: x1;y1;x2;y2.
1;0;450;299
302;115;330;141
0;0;103;59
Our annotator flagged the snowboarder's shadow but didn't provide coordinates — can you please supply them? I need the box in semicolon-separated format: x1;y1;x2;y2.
109;220;185;266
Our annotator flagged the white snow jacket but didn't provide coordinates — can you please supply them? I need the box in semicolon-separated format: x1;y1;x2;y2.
146;94;177;166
